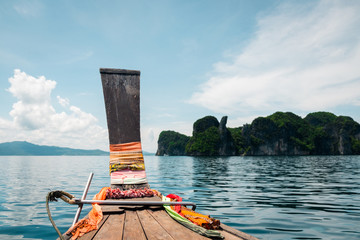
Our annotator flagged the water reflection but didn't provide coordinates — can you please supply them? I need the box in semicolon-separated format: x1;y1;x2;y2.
145;156;195;196
192;157;230;189
0;156;109;239
0;155;359;240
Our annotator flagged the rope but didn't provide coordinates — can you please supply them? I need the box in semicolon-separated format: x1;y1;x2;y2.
46;191;75;240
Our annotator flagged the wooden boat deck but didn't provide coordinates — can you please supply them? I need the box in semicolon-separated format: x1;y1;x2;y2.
61;196;258;240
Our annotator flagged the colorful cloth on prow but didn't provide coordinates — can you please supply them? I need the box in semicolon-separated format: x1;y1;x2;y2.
66;187;110;240
163;194;223;239
109;141;148;185
166;194;221;230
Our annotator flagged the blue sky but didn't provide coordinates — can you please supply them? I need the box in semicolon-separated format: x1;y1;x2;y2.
1;0;360;152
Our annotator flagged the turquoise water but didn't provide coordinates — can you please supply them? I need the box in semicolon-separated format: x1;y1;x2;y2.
0;155;359;239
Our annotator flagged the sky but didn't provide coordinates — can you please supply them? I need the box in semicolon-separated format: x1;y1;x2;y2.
1;0;360;153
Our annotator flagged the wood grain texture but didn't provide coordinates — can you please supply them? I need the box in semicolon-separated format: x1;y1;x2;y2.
137;209;175;240
65;208;256;240
220;224;259;240
100;68;140;75
123;211;147;240
93;214;125;240
147;209;210;240
218;230;246;240
100;69;141;144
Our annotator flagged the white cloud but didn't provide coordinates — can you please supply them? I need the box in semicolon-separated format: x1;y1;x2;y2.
141;127;159;153
1;69;108;150
7;69;56;130
57;96;70;107
189;0;360;115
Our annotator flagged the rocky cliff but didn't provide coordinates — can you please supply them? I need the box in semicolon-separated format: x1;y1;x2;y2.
156;130;190;156
236;112;360;156
185;116;236;156
218;116;237;155
156;112;360;156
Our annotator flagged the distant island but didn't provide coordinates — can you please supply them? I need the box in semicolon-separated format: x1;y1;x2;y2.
156;111;360;156
0;141;109;156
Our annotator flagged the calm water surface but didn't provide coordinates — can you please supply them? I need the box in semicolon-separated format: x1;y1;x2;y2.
0;155;359;239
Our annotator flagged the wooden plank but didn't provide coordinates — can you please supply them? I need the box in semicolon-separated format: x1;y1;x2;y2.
137;209;175;240
101;196;162;213
77;214;110;240
92;214;125;240
100;68;140;75
218;230;246;240
147;209;210;240
123;210;147;240
100;68;150;190
220;224;259;240
101;206;126;213
100;68;141;144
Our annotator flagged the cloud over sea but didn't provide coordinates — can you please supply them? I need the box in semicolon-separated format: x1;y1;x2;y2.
1;69;108;151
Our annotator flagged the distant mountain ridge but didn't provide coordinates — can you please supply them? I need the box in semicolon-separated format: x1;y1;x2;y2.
0;141;109;156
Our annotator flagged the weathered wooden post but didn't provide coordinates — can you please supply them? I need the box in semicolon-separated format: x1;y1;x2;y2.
100;68;149;190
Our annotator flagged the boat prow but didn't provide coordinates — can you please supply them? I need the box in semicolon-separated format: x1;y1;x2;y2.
59;195;258;240
50;68;258;240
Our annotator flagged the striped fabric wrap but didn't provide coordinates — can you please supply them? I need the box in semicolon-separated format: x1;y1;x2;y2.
109;142;148;185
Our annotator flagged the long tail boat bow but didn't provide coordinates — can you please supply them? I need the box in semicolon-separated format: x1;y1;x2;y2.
100;68;149;190
46;68;259;240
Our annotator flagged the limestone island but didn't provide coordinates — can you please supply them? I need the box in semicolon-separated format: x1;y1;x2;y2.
156;112;360;156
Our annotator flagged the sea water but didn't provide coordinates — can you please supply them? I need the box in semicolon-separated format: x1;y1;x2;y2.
0;155;359;240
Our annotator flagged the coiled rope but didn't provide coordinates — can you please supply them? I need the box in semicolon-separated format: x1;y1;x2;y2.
46;191;75;240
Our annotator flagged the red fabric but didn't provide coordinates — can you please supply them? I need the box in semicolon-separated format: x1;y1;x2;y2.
166;194;182;213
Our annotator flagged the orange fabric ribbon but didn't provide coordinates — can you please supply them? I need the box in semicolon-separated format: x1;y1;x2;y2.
110;142;142;152
66;187;110;240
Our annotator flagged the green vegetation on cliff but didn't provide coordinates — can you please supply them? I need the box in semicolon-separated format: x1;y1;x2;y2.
228;127;247;154
156;130;190;156
184;115;236;156
185;116;222;156
186;126;221;156
352;137;360;154
269;112;315;151
156;112;360;156
192;116;219;134
304;112;337;127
